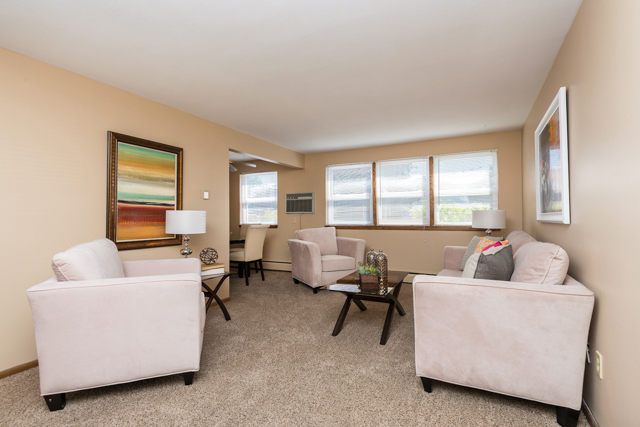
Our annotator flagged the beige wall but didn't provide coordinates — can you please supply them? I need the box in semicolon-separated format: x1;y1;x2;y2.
521;0;640;425
0;48;301;372
230;130;522;274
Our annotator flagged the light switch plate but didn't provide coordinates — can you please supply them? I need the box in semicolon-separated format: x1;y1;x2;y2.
203;191;209;200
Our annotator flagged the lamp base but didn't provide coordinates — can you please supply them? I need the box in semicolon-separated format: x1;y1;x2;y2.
181;235;193;258
485;229;492;236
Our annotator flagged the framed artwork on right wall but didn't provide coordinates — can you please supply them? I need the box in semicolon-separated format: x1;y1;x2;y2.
535;87;570;224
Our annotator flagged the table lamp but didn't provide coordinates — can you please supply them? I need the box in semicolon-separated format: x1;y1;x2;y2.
165;210;206;257
471;210;506;236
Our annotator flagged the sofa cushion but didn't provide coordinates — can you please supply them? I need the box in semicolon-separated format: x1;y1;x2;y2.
459;235;503;270
506;231;537;254
462;244;514;281
295;227;339;256
321;255;355;272
52;238;125;282
511;241;569;286
437;269;463;278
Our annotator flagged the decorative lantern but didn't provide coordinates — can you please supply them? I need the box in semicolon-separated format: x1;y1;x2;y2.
366;247;377;267
376;249;389;294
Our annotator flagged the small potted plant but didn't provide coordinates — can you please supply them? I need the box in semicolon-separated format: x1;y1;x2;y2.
358;262;381;292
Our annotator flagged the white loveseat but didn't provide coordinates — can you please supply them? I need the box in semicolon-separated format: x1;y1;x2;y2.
27;238;205;411
413;231;594;427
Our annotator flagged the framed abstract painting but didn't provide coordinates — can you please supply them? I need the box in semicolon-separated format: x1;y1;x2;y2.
534;87;570;224
107;132;183;250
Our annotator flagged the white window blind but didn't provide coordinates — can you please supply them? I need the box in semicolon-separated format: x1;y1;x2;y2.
433;150;498;225
326;163;373;225
376;159;429;225
240;171;278;225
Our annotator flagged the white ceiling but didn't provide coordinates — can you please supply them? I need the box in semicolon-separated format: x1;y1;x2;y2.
0;0;582;154
229;151;258;163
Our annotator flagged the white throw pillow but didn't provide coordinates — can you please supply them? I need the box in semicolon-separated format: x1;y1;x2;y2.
511;241;569;286
52;238;125;282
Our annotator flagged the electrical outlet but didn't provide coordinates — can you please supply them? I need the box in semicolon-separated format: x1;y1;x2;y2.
595;350;603;379
293;217;296;224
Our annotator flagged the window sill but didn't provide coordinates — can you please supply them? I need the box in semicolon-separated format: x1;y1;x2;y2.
239;224;278;228
327;225;492;231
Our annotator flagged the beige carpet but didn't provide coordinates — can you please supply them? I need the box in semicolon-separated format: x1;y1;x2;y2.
1;271;588;426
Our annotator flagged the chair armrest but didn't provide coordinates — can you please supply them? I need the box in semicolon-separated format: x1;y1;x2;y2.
336;237;366;264
287;239;322;288
412;275;594;410
27;273;202;395
122;258;201;277
443;246;467;270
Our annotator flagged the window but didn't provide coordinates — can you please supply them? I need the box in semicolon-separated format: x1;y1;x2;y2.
325;150;499;229
433;151;498;225
376;159;429;225
240;171;277;225
326;163;373;225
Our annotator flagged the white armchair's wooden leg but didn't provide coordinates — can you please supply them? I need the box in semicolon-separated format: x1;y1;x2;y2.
44;393;66;411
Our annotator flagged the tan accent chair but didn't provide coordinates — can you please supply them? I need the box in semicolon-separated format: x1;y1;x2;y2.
230;224;269;286
27;239;205;411
413;231;594;427
287;226;365;294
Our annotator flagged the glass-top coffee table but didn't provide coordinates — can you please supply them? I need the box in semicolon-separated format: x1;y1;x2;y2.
328;270;408;345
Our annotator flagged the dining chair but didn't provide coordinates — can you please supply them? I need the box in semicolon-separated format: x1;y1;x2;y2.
230;224;269;285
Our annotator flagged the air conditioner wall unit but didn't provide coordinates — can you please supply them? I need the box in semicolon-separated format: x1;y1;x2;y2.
285;192;314;214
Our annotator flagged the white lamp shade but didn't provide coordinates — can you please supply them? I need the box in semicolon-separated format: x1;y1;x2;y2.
165;210;206;234
472;210;506;229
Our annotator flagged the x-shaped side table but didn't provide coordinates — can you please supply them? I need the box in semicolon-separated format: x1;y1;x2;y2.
201;273;231;321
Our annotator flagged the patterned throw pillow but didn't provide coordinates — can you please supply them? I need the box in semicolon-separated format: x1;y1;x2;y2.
458;235;503;270
462;244;514;281
481;240;509;252
474;237;509;254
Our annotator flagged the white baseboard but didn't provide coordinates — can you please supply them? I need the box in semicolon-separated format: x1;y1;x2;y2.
262;261;292;271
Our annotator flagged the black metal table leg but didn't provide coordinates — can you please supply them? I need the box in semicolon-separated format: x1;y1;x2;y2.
202;274;231;321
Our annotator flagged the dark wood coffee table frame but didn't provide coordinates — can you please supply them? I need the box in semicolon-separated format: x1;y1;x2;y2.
330;272;407;345
201;273;231;321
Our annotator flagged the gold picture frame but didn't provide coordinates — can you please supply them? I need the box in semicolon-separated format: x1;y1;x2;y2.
107;132;183;250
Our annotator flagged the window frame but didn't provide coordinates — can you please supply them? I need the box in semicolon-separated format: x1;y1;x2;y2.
240;170;278;226
325;150;500;231
433;150;499;226
375;157;431;226
325;162;374;226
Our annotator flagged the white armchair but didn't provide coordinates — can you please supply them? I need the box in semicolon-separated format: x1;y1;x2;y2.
27;239;205;411
287;227;365;293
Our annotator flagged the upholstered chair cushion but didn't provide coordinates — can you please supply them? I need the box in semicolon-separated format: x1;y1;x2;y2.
51;238;125;282
505;230;537;254
243;225;269;261
321;255;356;272
511;241;570;286
295;227;339;256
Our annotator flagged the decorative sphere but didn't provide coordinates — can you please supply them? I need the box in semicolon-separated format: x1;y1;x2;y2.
200;248;218;265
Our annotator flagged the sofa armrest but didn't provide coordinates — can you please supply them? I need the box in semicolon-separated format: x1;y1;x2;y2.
337;237;366;264
122;258;201;277
412;274;594;410
287;239;322;288
443;246;467;270
27;273;203;395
